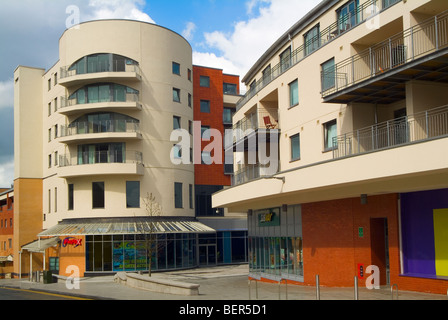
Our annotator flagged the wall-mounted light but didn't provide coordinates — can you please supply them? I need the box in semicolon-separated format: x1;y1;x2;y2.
361;194;368;205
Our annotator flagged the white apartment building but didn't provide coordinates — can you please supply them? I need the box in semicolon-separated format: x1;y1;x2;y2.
213;0;448;294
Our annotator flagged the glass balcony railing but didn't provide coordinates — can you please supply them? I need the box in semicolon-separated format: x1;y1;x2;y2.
59;150;143;167
60;120;140;138
60;92;140;110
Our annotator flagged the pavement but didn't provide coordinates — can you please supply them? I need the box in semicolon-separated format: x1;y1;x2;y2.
0;264;447;301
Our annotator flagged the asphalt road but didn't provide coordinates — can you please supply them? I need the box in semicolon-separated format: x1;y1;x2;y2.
0;287;91;300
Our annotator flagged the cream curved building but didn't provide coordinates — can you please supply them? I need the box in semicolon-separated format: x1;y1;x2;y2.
14;20;213;277
214;0;448;294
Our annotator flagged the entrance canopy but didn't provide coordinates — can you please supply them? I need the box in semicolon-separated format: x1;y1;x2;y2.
21;237;60;253
38;217;216;237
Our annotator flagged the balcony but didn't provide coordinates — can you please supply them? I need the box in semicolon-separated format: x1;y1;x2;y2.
58;120;142;144
322;10;448;104
59;92;142;116
236;0;401;110
58;150;144;178
229;109;279;148
231;163;280;186
59;63;141;88
332;105;448;159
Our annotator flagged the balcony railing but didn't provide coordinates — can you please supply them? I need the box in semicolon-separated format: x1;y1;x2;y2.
60;120;140;138
60;92;140;110
59;150;143;168
236;0;401;110
231;109;279;145
60;61;141;80
322;10;448;97
231;163;280;186
332;105;448;159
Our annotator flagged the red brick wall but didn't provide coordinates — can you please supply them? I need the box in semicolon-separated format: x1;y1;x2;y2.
299;194;448;294
193;66;237;186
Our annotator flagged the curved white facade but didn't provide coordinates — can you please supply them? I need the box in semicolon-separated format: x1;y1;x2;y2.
41;20;194;228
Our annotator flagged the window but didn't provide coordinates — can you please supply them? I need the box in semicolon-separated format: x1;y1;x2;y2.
173;144;182;159
48;155;52;168
92;182;105;209
223;83;237;95
174;183;183;208
189;184;194;209
200;100;210;113
188;69;192;81
337;0;359;33
173;88;181;102
48;79;51;91
54;151;58;166
48;102;51;117
54;188;58;213
304;24;320;56
54;73;58;86
324;120;337;151
54;124;58;139
321;58;335;92
54;97;58;112
201;126;211;140
48;128;52;142
223;108;234;125
280;47;291;72
262;65;272;85
68;184;74;211
126;181;140;208
188;93;192;107
289;79;299;107
200;76;210;87
202;151;212;165
48;189;51;213
291;133;301;161
172;62;180;75
188;121;193;135
173;116;181;130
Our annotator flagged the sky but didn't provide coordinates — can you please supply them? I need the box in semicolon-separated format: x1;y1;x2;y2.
0;0;322;187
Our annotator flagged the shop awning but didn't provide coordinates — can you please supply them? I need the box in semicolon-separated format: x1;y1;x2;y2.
37;217;216;237
0;255;13;262
21;237;60;253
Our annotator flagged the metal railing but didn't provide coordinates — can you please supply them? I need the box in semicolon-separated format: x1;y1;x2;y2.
60;61;141;80
232;109;279;144
332;105;448;159
59;150;143;167
323;10;448;97
60;120;140;138
236;0;401;110
231;163;280;186
60;92;140;109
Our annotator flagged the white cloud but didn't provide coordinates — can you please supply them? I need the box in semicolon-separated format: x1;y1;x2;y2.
0;160;14;188
0;80;14;110
182;22;197;42
194;0;322;83
85;0;155;23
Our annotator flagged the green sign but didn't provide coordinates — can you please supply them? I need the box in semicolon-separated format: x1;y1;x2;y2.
258;208;280;227
358;227;364;238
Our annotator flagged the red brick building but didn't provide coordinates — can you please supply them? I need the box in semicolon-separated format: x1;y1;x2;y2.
192;66;247;266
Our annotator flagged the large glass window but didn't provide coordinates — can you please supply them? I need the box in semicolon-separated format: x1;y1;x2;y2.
200;76;210;87
69;53;138;75
304;24;320;56
173;88;181;103
200;100;210;113
68;184;74;211
92;182;105;209
172;62;180;75
289;79;299;107
280;47;291;73
223;108;234;125
291;133;301;161
78;143;125;165
223;83;237;95
324;119;337;151
174;183;183;208
337;0;359;33
321;58;335;92
126;181;140;208
68;112;138;135
69;83;138;105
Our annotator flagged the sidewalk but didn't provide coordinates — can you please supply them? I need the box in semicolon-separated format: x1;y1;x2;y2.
0;264;446;301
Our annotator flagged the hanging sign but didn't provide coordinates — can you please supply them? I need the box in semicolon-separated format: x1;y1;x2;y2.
257;208;280;227
62;237;83;248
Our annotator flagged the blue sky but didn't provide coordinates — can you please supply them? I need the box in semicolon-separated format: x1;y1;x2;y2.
0;0;322;186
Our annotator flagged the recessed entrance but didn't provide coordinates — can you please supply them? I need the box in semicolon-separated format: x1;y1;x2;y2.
199;244;217;267
370;218;390;285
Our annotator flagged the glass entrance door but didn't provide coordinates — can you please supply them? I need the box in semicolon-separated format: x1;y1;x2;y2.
199;244;217;267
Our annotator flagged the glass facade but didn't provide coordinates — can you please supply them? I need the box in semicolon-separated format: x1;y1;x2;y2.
248;205;303;281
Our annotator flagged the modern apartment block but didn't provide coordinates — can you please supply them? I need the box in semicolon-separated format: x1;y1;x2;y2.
192;66;248;266
213;0;448;294
13;20;225;278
